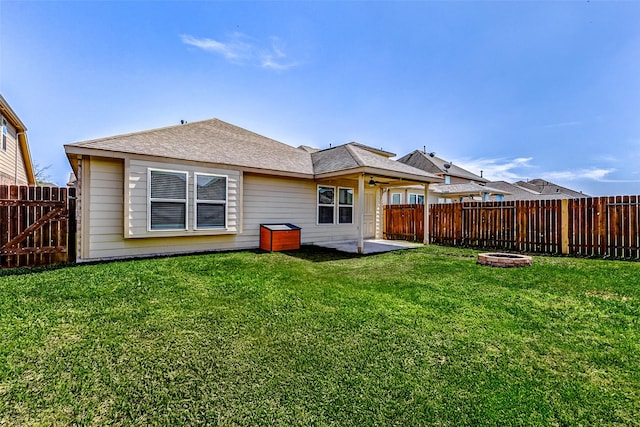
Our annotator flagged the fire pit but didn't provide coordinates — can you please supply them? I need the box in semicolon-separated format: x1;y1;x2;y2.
477;253;532;268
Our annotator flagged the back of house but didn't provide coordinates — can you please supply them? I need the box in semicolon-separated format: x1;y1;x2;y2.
64;118;441;262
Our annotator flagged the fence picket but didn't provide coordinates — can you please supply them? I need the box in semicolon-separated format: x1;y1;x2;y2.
0;185;75;268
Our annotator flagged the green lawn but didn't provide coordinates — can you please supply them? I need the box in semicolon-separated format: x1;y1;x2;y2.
1;246;639;426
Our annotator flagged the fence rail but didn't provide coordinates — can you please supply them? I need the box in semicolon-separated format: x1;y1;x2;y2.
0;185;76;268
385;196;640;259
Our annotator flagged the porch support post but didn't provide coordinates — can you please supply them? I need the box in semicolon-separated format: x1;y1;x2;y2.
423;183;430;245
358;173;365;254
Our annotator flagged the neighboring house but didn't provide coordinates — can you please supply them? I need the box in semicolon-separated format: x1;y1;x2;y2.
392;149;497;204
513;179;588;198
397;149;488;185
64;118;442;262
0;94;36;185
487;180;588;201
430;181;510;203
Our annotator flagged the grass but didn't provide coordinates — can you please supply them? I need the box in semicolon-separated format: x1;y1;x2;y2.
1;245;639;426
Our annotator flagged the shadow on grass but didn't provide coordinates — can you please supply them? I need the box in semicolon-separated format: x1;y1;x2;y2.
276;245;365;262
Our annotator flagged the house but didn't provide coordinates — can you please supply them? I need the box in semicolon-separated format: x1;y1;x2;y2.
391;149;508;203
513;179;588;199
486;180;588;201
0;94;36;185
64;118;442;262
397;149;488;185
430;181;510;202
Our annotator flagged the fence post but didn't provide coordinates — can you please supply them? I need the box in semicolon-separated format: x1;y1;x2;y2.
423;184;430;245
561;199;569;254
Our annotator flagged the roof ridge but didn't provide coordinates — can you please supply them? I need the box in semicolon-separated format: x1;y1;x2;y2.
344;144;366;167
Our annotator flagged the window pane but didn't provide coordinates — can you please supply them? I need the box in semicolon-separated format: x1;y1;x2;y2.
151;170;186;199
197;203;225;228
392;194;401;204
197;175;226;201
339;206;353;224
318;206;334;224
409;194;416;204
339;188;353;205
151;202;186;230
318;187;334;205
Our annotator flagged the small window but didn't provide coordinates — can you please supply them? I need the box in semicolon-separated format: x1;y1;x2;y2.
338;188;353;224
195;173;227;229
148;169;188;231
318;186;335;224
444;175;451;184
391;193;402;204
409;193;424;204
496;194;504;202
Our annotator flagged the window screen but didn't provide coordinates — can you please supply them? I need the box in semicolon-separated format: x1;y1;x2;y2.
338;188;353;224
195;174;227;229
149;170;187;230
318;186;335;224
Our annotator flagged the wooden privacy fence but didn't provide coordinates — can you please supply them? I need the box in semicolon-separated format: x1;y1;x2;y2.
0;185;76;268
385;196;640;259
384;204;424;242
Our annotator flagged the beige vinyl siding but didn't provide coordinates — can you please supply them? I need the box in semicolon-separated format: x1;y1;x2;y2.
0;117;28;185
126;159;241;238
80;156;361;261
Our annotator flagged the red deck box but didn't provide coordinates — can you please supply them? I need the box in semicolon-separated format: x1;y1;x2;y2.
259;224;301;252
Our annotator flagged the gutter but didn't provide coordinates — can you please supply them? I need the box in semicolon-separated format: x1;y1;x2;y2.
17;131;36;185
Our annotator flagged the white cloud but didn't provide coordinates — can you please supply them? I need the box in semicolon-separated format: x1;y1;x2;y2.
455;157;616;184
181;33;298;70
545;168;614;181
541;121;582;129
454;157;534;182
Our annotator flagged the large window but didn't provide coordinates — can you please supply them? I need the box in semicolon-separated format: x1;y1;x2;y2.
149;169;188;230
318;186;354;225
317;186;335;224
338;188;353;224
195;173;227;229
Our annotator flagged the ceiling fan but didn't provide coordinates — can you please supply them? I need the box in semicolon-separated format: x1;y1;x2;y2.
368;176;390;186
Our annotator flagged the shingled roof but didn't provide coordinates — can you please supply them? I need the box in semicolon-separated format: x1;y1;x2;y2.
431;181;510;197
65;118;441;183
397;150;488;183
66;118;313;175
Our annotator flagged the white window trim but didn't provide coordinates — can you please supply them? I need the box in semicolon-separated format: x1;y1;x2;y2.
408;193;425;204
147;168;189;232
317;185;336;225
337;187;354;224
1;118;6;151
194;172;228;230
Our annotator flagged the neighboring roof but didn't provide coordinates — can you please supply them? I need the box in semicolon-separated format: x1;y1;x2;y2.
397;150;488;183
514;179;588;198
431;182;510;197
65;118;442;184
487;180;587;201
0;94;36;185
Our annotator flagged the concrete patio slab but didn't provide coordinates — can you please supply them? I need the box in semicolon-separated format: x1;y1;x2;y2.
315;239;423;254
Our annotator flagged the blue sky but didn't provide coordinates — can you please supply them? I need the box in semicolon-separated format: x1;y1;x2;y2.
1;1;639;196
